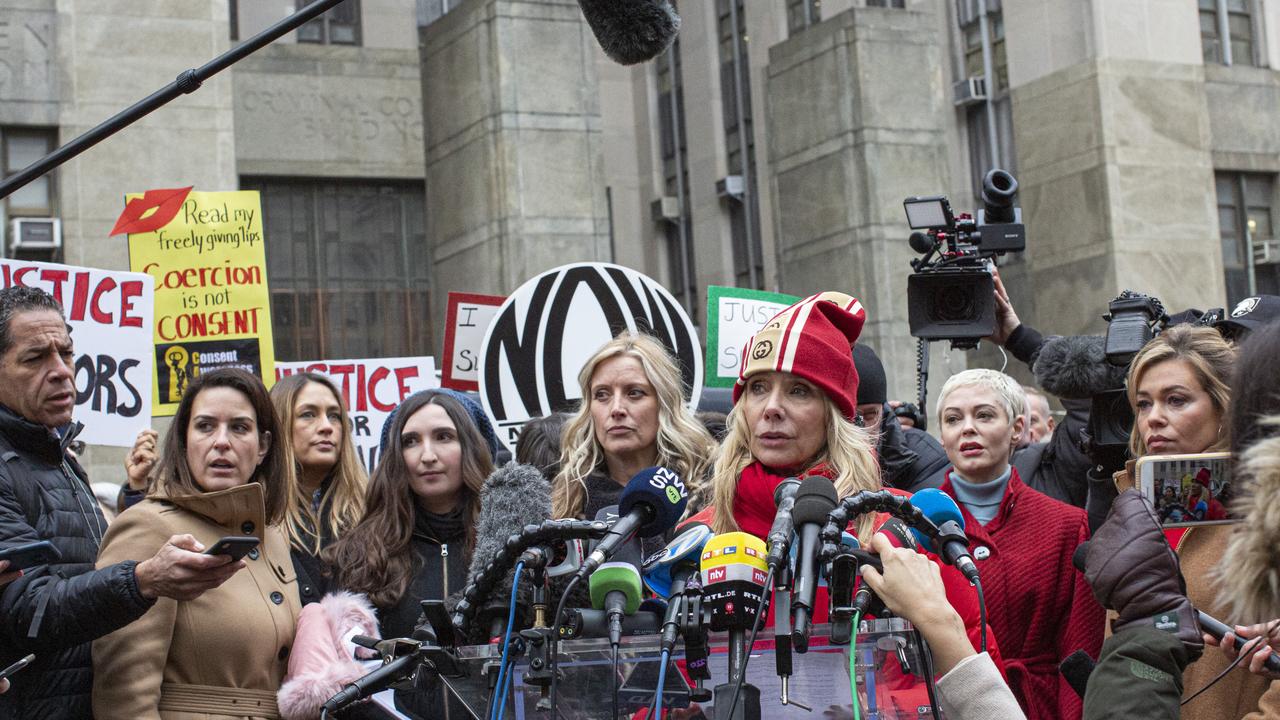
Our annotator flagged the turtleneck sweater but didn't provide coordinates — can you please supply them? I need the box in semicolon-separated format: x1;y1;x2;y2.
948;466;1012;525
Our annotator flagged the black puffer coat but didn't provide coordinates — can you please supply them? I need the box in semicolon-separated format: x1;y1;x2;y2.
0;408;153;720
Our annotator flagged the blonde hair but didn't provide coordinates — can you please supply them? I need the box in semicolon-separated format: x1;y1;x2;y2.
1217;417;1280;622
551;331;716;519
271;373;368;554
936;369;1026;424
708;392;881;541
1126;324;1235;457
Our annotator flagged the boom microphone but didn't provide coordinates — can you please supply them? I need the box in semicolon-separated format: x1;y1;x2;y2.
577;0;681;65
909;488;980;583
791;477;839;652
577;466;688;579
321;648;421;713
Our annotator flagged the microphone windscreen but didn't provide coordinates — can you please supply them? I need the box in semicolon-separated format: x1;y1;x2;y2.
792;476;839;525
1059;650;1096;700
469;462;552;580
618;467;688;538
699;532;768;631
577;0;681;65
642;523;713;597
1033;334;1128;399
908;488;966;553
589;562;644;613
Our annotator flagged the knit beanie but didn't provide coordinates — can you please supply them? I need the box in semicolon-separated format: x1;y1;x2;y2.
378;388;501;462
733;292;866;420
852;344;887;407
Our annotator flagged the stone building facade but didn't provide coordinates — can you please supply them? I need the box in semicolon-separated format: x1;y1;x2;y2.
0;0;1276;477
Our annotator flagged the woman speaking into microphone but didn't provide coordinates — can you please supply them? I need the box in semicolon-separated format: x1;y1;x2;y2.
681;292;999;660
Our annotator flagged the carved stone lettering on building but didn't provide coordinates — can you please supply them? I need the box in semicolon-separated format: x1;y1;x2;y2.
0;10;56;102
238;86;424;147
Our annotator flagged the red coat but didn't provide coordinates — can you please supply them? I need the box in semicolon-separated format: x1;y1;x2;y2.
940;469;1104;720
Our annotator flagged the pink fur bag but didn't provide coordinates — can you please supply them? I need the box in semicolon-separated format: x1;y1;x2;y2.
278;591;381;720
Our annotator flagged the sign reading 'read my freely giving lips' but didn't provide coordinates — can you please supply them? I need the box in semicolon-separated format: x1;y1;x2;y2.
122;188;275;416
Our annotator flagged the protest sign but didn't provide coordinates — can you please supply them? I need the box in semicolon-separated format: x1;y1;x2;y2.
123;188;274;416
0;259;154;447
479;263;701;453
441;292;504;392
704;286;799;388
274;357;439;471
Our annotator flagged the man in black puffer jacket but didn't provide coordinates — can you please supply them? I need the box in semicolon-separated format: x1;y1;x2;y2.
853;345;950;493
0;287;242;719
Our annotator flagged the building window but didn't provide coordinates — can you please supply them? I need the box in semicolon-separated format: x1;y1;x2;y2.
1217;172;1277;305
1200;0;1255;66
244;178;430;360
718;0;764;290
229;0;239;42
1;128;60;262
655;35;697;320
957;0;1016;200
787;0;821;35
866;0;906;8
297;0;361;45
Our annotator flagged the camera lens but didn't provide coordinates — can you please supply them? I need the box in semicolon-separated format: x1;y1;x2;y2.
931;285;978;322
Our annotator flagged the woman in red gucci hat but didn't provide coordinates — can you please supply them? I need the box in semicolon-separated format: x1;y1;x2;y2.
681;292;1004;703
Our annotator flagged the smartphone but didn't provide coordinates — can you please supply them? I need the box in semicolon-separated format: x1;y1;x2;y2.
1135;452;1233;527
0;540;62;570
0;654;35;682
203;536;259;561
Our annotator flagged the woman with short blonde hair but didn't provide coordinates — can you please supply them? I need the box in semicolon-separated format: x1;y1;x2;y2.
551;331;715;520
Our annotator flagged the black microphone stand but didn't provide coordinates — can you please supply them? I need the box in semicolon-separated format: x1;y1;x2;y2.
0;0;352;200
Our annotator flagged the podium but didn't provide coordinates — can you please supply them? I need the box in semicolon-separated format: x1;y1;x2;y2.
410;619;943;720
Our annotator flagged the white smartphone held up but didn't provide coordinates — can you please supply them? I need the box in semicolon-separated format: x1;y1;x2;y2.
1134;452;1233;527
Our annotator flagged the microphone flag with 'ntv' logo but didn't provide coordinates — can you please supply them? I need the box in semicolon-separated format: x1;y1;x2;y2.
699;532;768;632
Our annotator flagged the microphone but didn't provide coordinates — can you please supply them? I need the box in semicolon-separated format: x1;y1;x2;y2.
643;524;714;653
577;0;681;65
909;488;981;584
700;532;769;631
1071;543;1280;674
589;561;643;648
467;463;552;640
577;467;689;579
765;477;802;572
849;518;920;617
321;645;422;713
790;477;839;652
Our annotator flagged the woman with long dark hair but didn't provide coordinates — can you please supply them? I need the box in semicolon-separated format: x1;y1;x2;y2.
270;372;367;604
324;389;495;639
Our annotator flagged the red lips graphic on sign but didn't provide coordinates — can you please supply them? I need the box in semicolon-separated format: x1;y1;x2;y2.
110;186;193;236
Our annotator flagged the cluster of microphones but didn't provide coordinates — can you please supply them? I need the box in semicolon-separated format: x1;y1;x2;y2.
320;464;987;718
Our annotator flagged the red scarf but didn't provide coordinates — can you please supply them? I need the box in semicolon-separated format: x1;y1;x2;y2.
732;461;836;538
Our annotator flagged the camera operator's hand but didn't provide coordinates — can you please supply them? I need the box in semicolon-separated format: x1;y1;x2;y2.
987;267;1022;346
1205;620;1280;678
888;400;920;430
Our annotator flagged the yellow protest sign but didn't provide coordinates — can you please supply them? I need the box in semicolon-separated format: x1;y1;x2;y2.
125;189;275;416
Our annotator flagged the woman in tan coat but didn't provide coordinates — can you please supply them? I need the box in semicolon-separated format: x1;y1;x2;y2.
93;369;300;720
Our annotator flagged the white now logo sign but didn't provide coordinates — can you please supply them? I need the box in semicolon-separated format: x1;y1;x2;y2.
478;263;702;452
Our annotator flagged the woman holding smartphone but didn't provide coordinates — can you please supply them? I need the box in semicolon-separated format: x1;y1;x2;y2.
92;369;298;720
1116;324;1268;720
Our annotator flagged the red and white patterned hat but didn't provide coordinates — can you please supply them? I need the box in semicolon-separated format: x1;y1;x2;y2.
732;291;866;420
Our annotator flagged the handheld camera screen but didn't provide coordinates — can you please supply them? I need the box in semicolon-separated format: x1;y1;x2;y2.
1136;452;1233;527
904;197;949;230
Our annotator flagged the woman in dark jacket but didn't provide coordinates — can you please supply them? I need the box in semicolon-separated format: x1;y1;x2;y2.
325;389;494;640
270;372;367;605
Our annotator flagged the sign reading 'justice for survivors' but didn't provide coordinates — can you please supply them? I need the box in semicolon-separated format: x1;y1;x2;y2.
123;188;275;416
